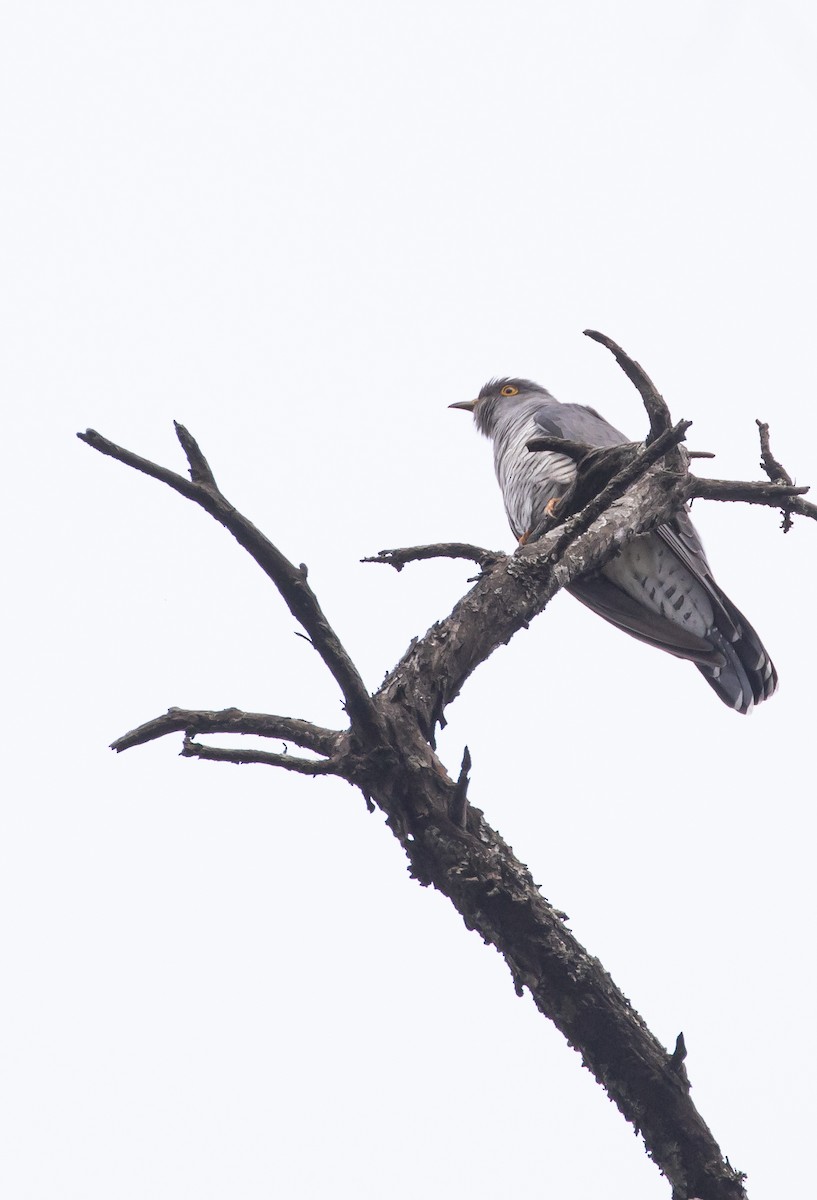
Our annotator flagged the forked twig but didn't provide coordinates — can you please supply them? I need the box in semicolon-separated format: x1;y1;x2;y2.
78;425;382;742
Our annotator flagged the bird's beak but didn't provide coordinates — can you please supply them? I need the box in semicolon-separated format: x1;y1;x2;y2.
448;399;477;413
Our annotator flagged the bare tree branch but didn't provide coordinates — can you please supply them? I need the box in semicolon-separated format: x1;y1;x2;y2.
361;543;505;572
685;420;817;527
524;433;597;460
689;478;811;508
583;328;679;458
78;426;382;742
82;449;737;1198
172;421;218;487
80;332;816;1200
755;418;802;532
181;735;341;774
348;745;747;1200
111;707;341;756
756;418;794;487
78;426;204;502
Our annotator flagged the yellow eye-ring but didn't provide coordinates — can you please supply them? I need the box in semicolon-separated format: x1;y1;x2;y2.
501;384;519;397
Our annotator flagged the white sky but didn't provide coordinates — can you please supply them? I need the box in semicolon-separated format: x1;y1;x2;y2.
2;3;815;1197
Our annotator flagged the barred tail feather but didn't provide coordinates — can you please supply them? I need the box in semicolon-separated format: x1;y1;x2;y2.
696;590;778;713
568;576;777;715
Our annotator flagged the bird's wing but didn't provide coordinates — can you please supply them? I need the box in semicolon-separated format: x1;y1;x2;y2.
567;572;726;664
535;402;776;711
532;401;627;449
566;485;776;712
570;534;776;711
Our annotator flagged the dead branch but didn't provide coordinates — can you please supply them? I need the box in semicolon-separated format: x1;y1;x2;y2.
362;543;505;572
525;434;596;460
689;478;810;507
79;333;816;1200
755;418;808;532
78;425;382;742
756;419;794;486
584;328;680;461
686;419;816;528
181;735;341;774
172;421;218;487
111;706;341;756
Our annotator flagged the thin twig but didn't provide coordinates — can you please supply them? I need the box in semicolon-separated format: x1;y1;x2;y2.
181;735;340;774
584;329;676;453
689;478;811;508
111;706;341;756
756;419;796;531
756;419;794;486
173;421;218;487
525;434;596;460
362;543;505;572
78;428;202;502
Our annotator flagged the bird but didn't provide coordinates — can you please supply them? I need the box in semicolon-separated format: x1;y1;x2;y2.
450;377;777;713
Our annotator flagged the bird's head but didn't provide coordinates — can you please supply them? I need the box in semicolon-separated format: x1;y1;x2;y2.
449;378;550;436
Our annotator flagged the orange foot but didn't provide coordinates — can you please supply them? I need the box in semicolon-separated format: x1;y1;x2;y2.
545;496;561;517
518;530;530;545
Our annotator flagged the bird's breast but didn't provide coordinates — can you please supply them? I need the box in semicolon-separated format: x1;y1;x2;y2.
493;418;576;540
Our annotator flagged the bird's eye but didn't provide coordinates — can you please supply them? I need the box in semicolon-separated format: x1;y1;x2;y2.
501;384;519;397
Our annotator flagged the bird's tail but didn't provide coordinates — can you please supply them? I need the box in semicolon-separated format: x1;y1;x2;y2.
694;587;778;714
568;575;777;714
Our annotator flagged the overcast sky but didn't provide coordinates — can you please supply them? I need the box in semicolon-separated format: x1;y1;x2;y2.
2;3;815;1197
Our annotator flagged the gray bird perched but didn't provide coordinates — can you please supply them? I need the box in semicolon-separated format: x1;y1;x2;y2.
450;377;777;713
